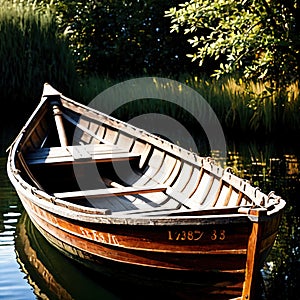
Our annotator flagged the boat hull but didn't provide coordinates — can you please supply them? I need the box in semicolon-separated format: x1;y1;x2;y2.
13;185;283;299
15;182;282;272
16;213;247;300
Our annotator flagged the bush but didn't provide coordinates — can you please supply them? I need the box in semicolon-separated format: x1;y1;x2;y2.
49;0;194;78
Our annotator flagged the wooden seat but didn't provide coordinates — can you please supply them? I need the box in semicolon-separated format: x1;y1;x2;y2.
53;184;167;200
113;198;183;216
25;144;140;165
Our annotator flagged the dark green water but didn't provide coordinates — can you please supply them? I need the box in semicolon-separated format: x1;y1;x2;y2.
1;137;300;299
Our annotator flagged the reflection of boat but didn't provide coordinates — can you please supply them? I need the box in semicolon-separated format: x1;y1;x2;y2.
15;212;73;300
7;83;286;299
15;211;119;300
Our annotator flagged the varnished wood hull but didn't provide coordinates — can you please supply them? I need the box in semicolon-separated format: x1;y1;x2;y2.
7;83;286;299
16;212;245;300
17;189;249;272
14;184;282;299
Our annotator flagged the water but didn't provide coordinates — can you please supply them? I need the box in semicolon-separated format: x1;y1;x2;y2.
1;139;300;300
0;157;33;299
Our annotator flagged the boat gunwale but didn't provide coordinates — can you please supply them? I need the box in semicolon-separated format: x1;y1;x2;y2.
8;169;285;227
8;148;286;225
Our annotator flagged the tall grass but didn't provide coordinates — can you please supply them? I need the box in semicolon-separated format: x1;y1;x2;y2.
77;74;300;136
0;0;78;114
184;76;300;135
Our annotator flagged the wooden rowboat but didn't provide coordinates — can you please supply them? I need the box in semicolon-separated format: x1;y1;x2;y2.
7;83;285;299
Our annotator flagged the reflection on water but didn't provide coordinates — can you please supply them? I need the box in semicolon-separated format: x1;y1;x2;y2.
0;157;34;300
1;140;300;299
225;142;300;300
15;212;119;300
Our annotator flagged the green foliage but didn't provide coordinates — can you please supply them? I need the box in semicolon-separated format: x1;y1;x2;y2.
165;0;300;87
47;0;191;77
0;0;78;112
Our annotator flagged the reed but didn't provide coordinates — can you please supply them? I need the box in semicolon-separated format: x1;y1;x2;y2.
78;74;300;136
184;75;300;135
0;0;77;112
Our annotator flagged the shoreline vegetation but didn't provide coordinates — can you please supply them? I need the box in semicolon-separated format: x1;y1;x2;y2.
77;75;300;138
1;0;299;138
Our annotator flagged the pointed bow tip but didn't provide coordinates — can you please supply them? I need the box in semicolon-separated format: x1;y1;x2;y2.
42;82;61;97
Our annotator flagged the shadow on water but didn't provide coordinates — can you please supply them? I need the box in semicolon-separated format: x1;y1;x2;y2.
1;121;300;299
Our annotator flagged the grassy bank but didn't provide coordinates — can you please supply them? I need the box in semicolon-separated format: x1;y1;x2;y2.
75;75;300;138
186;76;300;135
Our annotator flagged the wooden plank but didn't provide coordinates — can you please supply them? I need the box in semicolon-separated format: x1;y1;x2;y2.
62;113;113;145
149;154;178;185
18;152;44;190
118;203;253;217
187;171;214;205
25;147;72;164
53;184;167;200
169;205;252;216
171;162;194;192
25;144;140;165
69;145;91;159
84;196;138;212
114;198;182;216
242;210;264;299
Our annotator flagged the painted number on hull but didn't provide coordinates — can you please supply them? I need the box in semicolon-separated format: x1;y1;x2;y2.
80;227;119;245
211;229;226;241
168;229;226;241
